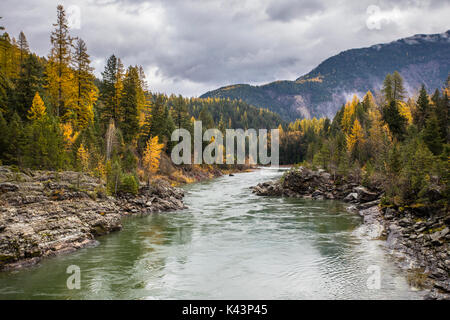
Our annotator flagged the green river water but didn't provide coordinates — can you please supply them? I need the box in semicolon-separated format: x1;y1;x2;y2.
0;169;423;299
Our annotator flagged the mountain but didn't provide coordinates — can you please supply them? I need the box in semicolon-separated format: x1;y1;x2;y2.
201;31;450;121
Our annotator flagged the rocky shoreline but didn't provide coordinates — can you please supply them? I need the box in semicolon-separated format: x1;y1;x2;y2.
0;166;185;271
251;167;450;300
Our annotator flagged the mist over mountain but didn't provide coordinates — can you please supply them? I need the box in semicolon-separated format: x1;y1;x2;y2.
201;30;450;121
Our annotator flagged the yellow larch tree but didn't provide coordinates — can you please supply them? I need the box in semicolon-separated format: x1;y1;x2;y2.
27;92;47;120
77;143;89;172
397;100;413;125
143;136;164;184
60;122;79;150
341;95;359;134
346;119;365;153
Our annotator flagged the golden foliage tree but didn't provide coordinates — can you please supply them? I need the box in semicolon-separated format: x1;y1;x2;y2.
77;143;89;172
346;119;365;153
27;92;46;120
60;122;79;150
341;95;359;134
143;135;164;183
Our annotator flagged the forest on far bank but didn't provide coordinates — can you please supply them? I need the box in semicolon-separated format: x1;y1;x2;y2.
0;5;282;194
0;5;449;212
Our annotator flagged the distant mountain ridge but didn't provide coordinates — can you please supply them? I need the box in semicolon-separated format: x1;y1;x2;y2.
201;30;450;121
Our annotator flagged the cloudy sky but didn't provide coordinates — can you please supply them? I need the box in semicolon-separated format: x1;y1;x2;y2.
1;0;449;96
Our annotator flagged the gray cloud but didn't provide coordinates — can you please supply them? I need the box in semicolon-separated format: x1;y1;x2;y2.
0;0;449;96
265;0;325;22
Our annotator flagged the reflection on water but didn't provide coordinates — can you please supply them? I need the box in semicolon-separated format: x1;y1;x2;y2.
0;169;423;299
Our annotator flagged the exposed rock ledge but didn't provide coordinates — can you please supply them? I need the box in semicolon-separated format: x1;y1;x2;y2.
251;167;450;300
0;166;185;271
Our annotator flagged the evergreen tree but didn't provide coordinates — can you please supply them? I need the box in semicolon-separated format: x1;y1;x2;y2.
0;69;10;114
382;101;407;140
70;38;97;130
382;72;406;103
149;94;168;139
46;5;75;117
100;54;123;123
391;71;406;102
172;95;190;131
0;111;8;160
414;84;429;131
4;112;25;165
119;66;140;143
422;113;444;155
23;115;66;169
17;31;29;68
199;105;214;129
14;53;44;119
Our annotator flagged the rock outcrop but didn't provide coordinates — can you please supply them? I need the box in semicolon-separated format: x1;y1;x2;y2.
251;167;369;201
0;166;185;271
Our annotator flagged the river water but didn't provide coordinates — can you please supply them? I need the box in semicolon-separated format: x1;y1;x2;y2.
0;169;422;299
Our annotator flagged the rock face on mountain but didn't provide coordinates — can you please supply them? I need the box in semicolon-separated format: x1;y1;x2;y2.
0;166;185;270
202;30;450;121
251;167;450;300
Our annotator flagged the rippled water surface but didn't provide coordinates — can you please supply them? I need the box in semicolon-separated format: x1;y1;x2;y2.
0;169;422;299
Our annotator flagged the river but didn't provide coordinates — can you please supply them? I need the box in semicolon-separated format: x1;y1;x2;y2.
0;168;422;299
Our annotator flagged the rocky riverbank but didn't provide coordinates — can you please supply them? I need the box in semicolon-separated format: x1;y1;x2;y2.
0;166;185;271
251;167;450;300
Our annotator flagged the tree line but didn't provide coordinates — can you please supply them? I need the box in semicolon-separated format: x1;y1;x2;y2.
0;6;283;195
279;71;449;209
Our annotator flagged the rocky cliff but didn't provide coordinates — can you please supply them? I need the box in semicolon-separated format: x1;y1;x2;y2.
0;166;185;271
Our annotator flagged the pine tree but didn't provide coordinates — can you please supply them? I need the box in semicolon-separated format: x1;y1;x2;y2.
69;38;97;130
382;101;407;140
4;112;25;165
0;111;8;161
382;73;393;104
199;105;214;129
100;55;123;123
120;66;140;143
392;71;406;102
149;94;169;139
0;69;10;114
24;116;66;170
422;113;444;155
46;5;75;117
17;31;29;68
172;95;190;131
114;58;124;120
414;84;430;130
14;54;44;118
383;72;406;103
28;92;46;120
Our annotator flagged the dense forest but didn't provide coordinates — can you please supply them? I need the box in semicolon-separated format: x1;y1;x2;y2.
279;71;449;209
0;6;282;194
0;5;449;210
